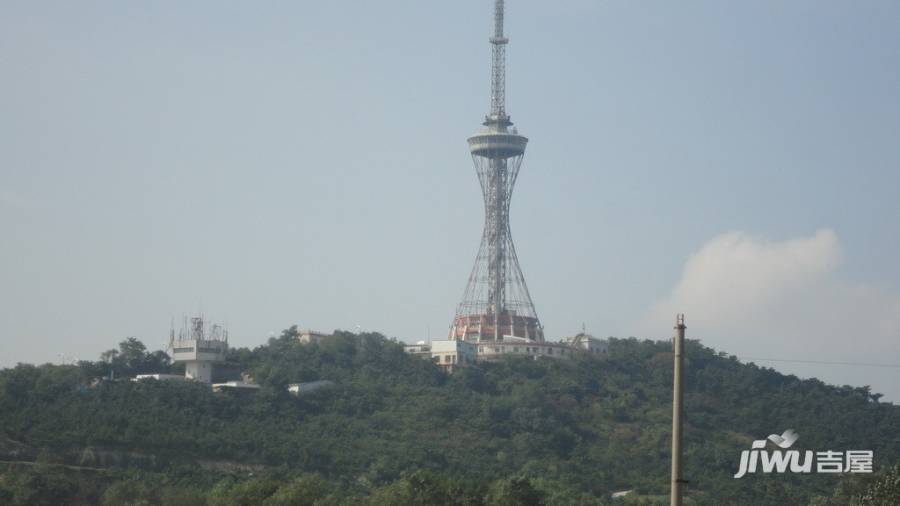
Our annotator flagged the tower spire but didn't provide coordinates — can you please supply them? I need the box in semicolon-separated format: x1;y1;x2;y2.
494;0;505;38
489;0;509;123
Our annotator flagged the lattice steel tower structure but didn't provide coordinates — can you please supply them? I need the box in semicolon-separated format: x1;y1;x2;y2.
450;0;543;342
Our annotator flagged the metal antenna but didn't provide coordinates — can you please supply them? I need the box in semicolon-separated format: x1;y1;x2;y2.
450;0;542;343
489;0;509;122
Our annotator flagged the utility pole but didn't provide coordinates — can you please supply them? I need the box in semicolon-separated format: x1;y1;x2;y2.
671;314;686;506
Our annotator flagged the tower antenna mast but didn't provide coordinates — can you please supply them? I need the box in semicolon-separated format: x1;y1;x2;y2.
490;0;509;122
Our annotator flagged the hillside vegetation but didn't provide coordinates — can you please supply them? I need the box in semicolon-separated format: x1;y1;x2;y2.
1;329;897;505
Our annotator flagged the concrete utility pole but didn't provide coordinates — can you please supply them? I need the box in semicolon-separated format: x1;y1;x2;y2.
671;314;686;506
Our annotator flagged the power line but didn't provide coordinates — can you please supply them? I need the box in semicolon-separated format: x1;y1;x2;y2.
739;357;900;369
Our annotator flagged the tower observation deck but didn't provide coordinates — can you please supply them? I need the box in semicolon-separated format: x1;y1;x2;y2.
450;0;543;343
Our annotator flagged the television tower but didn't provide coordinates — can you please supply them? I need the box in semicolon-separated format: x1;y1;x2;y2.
450;0;543;342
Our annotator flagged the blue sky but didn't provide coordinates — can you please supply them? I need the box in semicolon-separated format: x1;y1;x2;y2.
2;1;898;400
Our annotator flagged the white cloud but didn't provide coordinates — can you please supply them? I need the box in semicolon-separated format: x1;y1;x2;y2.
639;229;900;401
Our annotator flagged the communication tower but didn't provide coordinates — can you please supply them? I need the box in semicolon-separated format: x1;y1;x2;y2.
450;0;543;342
169;316;228;383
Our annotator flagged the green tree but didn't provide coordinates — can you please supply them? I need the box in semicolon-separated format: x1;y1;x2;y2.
857;463;900;505
118;337;148;372
208;478;280;506
486;476;545;506
263;475;333;505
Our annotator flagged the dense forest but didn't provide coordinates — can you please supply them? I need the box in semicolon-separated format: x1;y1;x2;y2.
1;329;898;505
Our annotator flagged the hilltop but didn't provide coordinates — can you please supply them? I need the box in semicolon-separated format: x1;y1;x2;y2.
0;330;898;505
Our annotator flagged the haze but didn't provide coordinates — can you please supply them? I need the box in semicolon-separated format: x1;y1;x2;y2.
2;1;898;400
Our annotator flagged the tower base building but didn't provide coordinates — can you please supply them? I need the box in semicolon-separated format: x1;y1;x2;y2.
449;313;543;343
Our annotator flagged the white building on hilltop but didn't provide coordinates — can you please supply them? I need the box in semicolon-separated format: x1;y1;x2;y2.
132;374;186;382
403;341;431;357
473;336;577;361
169;316;228;383
405;332;608;373
565;332;609;354
430;340;477;373
298;330;330;344
212;381;260;393
287;380;335;395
